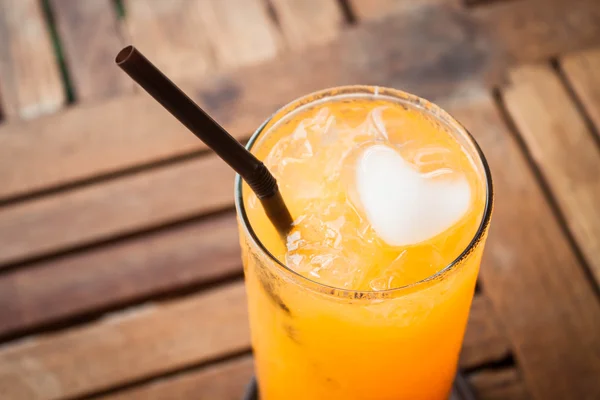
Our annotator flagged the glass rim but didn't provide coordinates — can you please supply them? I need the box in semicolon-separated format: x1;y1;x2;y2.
234;85;494;299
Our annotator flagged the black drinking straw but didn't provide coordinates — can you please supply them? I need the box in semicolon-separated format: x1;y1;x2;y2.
116;46;293;236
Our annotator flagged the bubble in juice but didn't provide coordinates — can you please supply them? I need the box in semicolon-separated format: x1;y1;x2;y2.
245;95;486;291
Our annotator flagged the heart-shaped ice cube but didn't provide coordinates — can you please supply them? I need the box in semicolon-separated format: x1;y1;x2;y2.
356;144;471;246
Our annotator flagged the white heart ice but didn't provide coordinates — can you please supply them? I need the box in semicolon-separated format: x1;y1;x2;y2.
356;144;471;246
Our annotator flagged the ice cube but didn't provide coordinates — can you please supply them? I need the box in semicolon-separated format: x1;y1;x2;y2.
370;246;446;289
355;144;471;246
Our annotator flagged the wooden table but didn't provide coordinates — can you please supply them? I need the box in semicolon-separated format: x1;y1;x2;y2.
1;0;599;399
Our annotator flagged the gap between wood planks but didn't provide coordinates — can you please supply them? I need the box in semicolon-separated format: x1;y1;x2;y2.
559;48;600;141
451;91;600;399
2;86;597;348
49;0;134;102
94;360;528;400
0;208;242;340
0;148;214;209
2;0;598;205
0;4;501;270
336;0;358;24
1;1;596;302
78;354;522;400
462;353;515;375
40;0;75;104
463;0;519;7
113;0;126;19
69;350;254;400
0;203;236;277
550;58;600;147
0;281;517;400
0;154;238;268
0;267;244;345
64;351;522;400
493;85;600;300
0;271;512;354
1;2;600;396
0;202;509;363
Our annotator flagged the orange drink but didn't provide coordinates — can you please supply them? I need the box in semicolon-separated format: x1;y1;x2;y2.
235;86;492;399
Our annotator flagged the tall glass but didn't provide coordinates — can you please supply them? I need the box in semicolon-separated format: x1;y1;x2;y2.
234;86;493;400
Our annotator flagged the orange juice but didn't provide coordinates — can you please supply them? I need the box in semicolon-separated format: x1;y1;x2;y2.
235;86;492;399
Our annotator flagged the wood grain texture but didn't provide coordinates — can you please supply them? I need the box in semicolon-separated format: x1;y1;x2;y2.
0;213;240;338
0;5;495;200
469;368;531;400
50;0;133;102
503;64;600;285
195;0;282;68
473;0;600;64
0;283;250;400
460;296;511;367
124;0;214;83
449;93;600;400
97;356;254;400
0;0;598;197
269;0;345;50
99;360;527;400
0;155;234;267
0;283;512;400
0;0;65;119
0;211;511;373
349;0;459;21
101;359;528;400
561;47;600;133
0;91;221;201
2;0;597;197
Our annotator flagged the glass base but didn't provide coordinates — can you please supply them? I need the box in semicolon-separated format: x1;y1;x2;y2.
243;373;476;400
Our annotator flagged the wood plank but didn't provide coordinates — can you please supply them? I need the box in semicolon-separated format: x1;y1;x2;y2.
473;0;600;64
0;0;65;119
124;0;214;83
0;3;498;201
503;64;600;285
560;47;600;133
469;368;531;400
0;7;501;264
1;0;597;197
100;360;527;400
195;0;282;68
97;356;254;400
0;91;226;201
0;155;234;267
0;213;240;338
460;296;511;367
448;93;600;400
0;283;250;400
50;0;133;102
269;0;345;50
0;282;511;400
0;211;511;371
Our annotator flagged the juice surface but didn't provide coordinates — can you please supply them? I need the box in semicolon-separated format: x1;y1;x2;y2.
239;90;489;400
246;95;485;291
